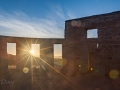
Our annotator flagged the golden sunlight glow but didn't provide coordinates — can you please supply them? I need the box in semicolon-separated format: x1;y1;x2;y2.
10;38;79;89
30;50;34;55
90;68;93;71
31;44;40;57
79;65;81;67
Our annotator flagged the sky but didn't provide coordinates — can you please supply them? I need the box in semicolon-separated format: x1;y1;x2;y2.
1;0;120;55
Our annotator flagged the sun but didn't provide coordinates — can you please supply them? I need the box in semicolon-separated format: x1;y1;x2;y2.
30;50;34;55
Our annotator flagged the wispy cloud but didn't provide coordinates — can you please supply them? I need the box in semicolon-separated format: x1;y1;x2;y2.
67;10;77;19
0;5;77;38
0;5;96;39
51;5;65;19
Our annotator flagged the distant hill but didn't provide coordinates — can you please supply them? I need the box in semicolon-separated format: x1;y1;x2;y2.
54;56;62;59
8;54;16;65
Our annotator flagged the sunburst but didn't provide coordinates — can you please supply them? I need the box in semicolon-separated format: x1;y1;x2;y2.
15;38;80;89
30;50;34;55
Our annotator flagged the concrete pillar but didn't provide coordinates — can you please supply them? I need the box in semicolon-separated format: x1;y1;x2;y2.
16;38;32;90
40;42;54;67
16;42;23;70
16;38;31;71
0;37;8;73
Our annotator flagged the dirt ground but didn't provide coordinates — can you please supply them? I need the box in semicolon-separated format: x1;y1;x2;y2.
0;67;120;90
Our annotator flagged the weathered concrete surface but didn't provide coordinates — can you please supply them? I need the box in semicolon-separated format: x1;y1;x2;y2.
0;36;64;72
0;37;8;73
63;11;120;76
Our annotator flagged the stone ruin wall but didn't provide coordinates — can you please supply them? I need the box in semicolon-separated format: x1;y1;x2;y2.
63;11;120;76
0;37;8;73
0;11;120;76
0;36;64;73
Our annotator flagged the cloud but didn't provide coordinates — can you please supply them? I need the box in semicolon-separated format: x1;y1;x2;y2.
0;4;79;38
51;5;65;19
0;8;66;38
67;11;77;19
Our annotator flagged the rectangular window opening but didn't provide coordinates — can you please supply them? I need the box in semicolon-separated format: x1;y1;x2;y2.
31;44;40;67
87;29;98;38
54;44;62;70
7;43;16;69
31;44;40;57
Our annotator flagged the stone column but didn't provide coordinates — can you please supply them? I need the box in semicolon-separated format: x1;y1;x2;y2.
40;41;54;67
0;37;8;73
16;42;23;70
16;38;32;90
16;38;31;71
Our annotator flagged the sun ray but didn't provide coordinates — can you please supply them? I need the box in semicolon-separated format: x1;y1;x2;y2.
18;40;31;52
33;56;40;66
15;39;80;89
32;56;37;64
24;54;31;67
38;57;81;89
40;46;53;51
17;53;30;64
20;42;29;50
25;38;31;50
30;50;34;55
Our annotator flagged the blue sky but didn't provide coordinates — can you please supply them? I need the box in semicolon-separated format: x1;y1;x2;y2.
0;0;120;38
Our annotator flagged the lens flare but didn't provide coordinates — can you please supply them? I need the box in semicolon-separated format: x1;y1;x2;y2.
79;65;81;67
62;58;67;66
90;68;93;71
109;69;119;79
71;20;77;26
71;20;81;27
76;21;81;27
23;67;29;73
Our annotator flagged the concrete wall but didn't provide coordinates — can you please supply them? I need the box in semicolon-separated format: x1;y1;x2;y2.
63;21;89;75
0;37;8;73
0;36;64;73
63;11;120;76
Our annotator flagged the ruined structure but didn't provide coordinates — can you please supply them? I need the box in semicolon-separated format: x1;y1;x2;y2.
0;11;120;77
0;37;63;73
63;11;120;76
